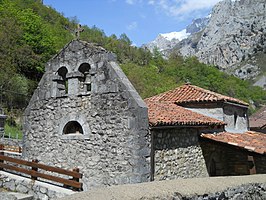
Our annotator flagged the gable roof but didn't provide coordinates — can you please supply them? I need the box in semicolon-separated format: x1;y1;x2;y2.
145;100;225;127
201;131;266;155
146;84;248;106
249;106;266;129
50;39;109;61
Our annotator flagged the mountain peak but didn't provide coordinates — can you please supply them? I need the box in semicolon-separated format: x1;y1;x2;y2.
160;29;190;41
143;15;209;54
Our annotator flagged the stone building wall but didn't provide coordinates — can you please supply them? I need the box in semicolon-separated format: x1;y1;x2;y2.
186;103;248;133
151;128;208;181
187;107;224;122
200;140;253;176
254;155;266;174
0;171;75;200
23;40;150;191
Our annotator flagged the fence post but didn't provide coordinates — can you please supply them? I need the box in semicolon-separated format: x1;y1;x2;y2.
72;168;80;191
31;159;39;180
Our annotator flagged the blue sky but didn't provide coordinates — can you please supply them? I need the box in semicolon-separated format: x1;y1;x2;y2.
43;0;221;46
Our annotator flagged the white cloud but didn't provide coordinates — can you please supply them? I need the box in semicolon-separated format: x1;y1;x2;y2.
148;0;155;5
125;0;143;5
151;0;222;19
127;21;138;30
126;0;134;4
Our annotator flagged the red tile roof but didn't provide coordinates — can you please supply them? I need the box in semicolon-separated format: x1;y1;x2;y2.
145;100;225;127
249;106;266;129
201;131;266;155
146;84;249;106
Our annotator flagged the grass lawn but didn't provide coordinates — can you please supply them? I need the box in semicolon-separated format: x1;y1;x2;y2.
3;124;23;139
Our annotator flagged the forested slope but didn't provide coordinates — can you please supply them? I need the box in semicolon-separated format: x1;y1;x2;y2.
0;0;265;117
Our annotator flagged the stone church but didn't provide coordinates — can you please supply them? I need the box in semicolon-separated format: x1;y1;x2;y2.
23;40;150;191
23;39;266;191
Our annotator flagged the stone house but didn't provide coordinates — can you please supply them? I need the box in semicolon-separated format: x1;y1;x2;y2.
145;99;225;180
23;40;150;191
201;131;266;176
145;84;266;180
249;106;266;133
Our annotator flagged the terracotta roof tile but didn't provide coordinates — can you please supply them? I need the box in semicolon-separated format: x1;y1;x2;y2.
145;100;225;127
249;106;266;129
146;84;249;106
201;131;266;155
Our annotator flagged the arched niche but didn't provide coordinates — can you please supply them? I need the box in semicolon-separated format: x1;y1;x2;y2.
63;121;84;135
58;114;91;140
78;63;92;93
79;63;91;74
57;67;68;79
53;67;68;96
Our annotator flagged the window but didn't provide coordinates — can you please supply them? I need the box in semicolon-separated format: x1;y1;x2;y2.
63;121;83;135
56;67;68;95
234;112;237;128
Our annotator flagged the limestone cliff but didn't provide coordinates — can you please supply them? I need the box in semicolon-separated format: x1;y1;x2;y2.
145;0;266;88
179;0;266;87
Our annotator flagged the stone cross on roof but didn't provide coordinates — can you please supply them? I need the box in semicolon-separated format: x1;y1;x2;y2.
75;24;84;39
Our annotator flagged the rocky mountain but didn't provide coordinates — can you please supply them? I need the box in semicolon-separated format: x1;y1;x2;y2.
143;16;210;55
143;29;189;56
145;0;266;89
180;0;266;86
186;15;210;34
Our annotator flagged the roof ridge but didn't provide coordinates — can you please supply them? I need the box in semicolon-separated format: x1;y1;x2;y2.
145;100;226;127
145;84;248;106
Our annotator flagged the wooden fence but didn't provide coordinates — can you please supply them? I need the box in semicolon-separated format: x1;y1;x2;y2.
0;144;22;153
0;154;83;191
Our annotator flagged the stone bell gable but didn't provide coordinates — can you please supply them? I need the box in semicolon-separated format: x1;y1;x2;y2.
23;40;150;190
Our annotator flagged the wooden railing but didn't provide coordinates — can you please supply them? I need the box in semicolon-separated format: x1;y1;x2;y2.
0;154;83;191
0;144;22;153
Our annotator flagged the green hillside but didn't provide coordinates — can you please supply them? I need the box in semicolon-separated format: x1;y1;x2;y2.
0;0;265;120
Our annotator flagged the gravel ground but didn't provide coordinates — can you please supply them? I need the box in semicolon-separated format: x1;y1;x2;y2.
59;174;266;200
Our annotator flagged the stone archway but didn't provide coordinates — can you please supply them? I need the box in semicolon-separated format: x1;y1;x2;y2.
63;121;84;135
58;114;91;140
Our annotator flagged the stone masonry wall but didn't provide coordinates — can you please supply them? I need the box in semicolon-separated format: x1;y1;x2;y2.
0;171;75;200
151;128;208;181
23;40;150;191
254;155;266;174
187;107;224;122
185;103;248;133
200;140;253;176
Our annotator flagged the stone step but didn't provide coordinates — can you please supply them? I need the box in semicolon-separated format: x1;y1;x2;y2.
0;192;34;200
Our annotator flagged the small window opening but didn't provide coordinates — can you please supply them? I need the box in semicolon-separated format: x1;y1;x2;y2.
57;67;68;95
234;112;237;128
63;121;84;134
84;72;91;92
78;63;91;93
